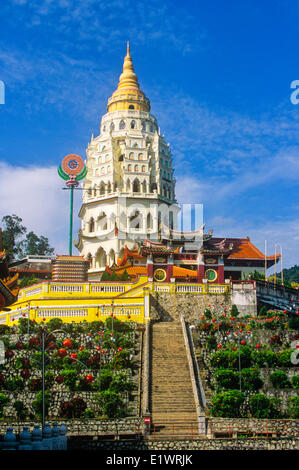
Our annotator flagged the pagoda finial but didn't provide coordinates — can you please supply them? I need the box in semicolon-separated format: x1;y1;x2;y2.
127;41;130;57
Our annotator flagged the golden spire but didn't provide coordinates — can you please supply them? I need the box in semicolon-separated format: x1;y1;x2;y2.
107;42;150;113
117;41;140;90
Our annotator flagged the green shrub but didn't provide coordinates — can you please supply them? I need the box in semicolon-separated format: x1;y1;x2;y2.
249;393;281;418
0;393;9;417
214;369;239;390
109;373;135;393
84;408;95;418
13;400;28;420
288;396;299;418
290;376;299;389
60;369;77;390
210;390;245;418
277;350;293;367
206;335;217;350
241;368;264;391
210;350;230;369
97;389;126;418
270;370;290;389
17;318;38;334
47;318;64;332
32;391;50;417
230;305;240;317
203;309;212;319
5;376;24;391
288;315;299;330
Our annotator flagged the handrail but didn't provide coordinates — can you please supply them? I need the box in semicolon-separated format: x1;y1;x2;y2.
180;315;206;435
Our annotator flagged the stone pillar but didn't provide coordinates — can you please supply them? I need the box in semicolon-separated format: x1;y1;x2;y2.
218;256;225;284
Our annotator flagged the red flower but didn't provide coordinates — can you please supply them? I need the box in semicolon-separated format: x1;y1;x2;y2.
5;350;14;359
217;344;222;349
63;339;72;348
256;344;261;348
241;340;246;345
58;348;67;358
69;353;77;361
118;347;123;352
84;374;93;383
16;341;25;350
20;369;30;380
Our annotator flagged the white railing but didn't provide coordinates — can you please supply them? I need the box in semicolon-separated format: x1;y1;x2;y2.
24;286;44;297
50;284;84;293
38;309;88;318
176;284;204;293
154;284;170;293
90;284;126;293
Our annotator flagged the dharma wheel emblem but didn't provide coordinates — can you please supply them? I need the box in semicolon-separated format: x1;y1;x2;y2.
154;268;167;282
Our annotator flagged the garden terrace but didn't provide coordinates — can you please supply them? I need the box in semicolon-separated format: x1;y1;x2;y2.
191;307;299;423
0;318;143;425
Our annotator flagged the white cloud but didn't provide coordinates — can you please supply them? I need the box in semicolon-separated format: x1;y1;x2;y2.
0;162;81;255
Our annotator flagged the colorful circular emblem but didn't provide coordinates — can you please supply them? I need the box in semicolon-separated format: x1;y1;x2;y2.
61;154;84;176
154;268;167;282
205;269;217;282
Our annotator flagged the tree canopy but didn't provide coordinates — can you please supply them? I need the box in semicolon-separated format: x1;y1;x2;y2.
1;214;54;261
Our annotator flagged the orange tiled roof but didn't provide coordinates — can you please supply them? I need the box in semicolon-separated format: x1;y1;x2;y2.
173;266;197;277
211;237;281;260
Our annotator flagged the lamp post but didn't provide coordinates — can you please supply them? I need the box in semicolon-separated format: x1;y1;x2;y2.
224;328;252;391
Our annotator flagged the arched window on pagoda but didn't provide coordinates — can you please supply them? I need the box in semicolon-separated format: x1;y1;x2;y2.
95;247;106;269
107;181;112;193
134;164;139;172
100;182;105;195
133;178;140;193
130;120;136;129
89;217;95;233
97;212;108;231
129;210;142;230
147;212;153;230
119;120;125;130
126;179;131;192
110;122;115;131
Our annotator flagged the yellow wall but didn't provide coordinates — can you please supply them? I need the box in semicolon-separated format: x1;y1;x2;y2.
0;276;230;326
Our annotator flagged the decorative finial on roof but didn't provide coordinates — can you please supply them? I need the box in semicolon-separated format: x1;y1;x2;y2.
127;41;130;57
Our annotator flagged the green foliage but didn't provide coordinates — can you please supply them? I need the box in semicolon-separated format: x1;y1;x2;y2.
32;390;50;417
13;400;28;420
288;315;299;330
287;395;299;419
214;369;239;390
19;275;39;288
270;370;290;389
241;368;263;391
249;393;281;418
60;369;77;390
290;376;299;389
277;349;293;367
211;390;245;418
230;305;239;317
47;318;64;332
5;376;24;391
1;214;54;261
0;393;9;416
203;308;212;319
97;389;126;418
119;270;131;281
206;335;217;351
18;231;54;258
17;317;38;334
83;408;95;418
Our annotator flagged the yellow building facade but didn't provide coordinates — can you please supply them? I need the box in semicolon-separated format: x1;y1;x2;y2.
0;276;230;326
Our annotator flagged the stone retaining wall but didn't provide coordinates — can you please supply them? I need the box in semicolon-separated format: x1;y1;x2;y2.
68;436;299;450
150;293;232;323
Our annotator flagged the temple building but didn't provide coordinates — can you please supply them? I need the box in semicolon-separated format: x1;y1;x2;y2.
75;44;279;284
75;42;179;278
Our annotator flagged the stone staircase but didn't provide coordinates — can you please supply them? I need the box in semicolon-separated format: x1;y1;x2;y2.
148;321;202;439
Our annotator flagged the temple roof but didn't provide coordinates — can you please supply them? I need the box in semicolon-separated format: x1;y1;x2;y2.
210;237;280;261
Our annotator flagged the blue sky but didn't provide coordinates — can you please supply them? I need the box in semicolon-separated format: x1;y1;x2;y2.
0;0;299;269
